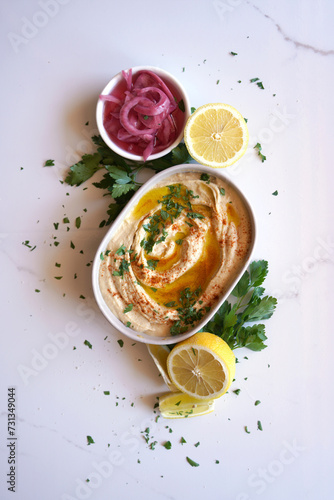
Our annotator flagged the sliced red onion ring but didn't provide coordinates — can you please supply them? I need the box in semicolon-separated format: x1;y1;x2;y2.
121;69;132;91
120;96;158;136
135;87;169;116
99;94;122;105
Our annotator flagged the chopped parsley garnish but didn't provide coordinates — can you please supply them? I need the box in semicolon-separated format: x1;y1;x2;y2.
200;173;210;183
178;99;185;112
255;400;261;406
254;143;266;162
187;211;204;220
116;244;126;255
113;257;130;278
163;441;172;450
250;77;264;89
220;188;225;196
164;301;177;308
123;304;133;313
44;159;54;167
22;240;36;251
257;420;263;431
146;259;158;270
86;435;95;445
170;286;207;336
117;339;124;347
230;51;238;56
140;184;203;255
186;457;199;467
272;190;278;196
84;340;92;349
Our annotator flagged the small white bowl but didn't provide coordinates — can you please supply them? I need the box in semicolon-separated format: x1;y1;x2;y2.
92;164;257;345
96;66;191;162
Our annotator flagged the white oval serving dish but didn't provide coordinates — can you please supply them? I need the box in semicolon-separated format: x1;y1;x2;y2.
92;164;257;345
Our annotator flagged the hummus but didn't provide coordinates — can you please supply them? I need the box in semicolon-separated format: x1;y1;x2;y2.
99;172;253;337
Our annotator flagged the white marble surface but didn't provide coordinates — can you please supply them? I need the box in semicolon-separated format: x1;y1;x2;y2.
1;1;333;499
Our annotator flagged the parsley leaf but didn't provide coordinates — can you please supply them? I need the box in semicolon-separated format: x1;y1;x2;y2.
112;183;137;199
65;153;102;186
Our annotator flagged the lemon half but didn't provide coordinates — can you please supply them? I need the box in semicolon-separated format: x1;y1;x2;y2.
166;332;235;400
184;103;249;168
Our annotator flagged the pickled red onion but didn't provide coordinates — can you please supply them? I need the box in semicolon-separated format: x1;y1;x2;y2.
100;69;180;161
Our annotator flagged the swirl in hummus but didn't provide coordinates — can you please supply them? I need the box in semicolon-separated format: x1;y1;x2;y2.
99;172;253;337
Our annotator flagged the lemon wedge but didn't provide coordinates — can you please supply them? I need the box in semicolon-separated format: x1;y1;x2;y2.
184;103;248;168
166;332;235;400
159;391;215;419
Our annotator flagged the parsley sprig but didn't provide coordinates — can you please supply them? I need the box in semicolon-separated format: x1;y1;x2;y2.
202;260;277;351
64;135;191;227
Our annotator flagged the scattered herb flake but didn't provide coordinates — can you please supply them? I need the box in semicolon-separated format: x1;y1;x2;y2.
257;420;263;431
163;441;172;450
186;457;199;467
87;435;95;445
123;304;133;314
44;159;54;167
272;190;278;196
255;400;261;406
84;340;92;349
254;143;266;162
117;339;124;347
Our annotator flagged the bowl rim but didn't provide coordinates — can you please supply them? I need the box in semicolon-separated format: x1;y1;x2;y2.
96;65;191;162
92;163;257;345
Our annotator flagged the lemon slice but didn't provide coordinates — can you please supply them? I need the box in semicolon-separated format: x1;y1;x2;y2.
166;332;235;400
184;103;249;168
159;391;215;419
147;344;178;392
